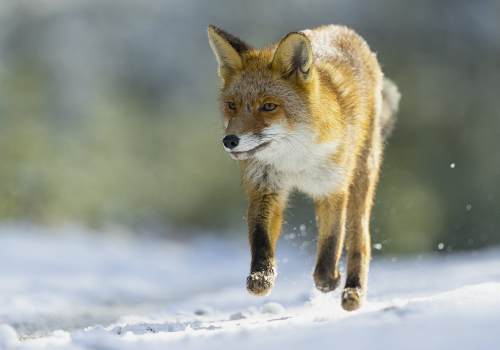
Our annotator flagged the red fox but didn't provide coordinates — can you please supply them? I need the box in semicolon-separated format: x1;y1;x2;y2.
208;24;400;311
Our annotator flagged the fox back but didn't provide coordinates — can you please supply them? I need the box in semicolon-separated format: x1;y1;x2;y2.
208;24;399;311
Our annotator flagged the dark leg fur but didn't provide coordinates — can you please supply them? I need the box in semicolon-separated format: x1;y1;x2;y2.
246;190;287;296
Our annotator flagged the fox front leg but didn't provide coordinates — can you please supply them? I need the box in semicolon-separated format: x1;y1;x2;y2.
313;192;348;293
245;188;287;296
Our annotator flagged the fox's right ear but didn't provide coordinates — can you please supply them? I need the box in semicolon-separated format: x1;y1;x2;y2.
208;25;252;81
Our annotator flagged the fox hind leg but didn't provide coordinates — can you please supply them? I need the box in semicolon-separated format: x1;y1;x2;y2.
342;139;382;311
342;80;399;310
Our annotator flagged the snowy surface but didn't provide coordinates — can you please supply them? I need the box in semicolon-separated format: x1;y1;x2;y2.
0;224;500;349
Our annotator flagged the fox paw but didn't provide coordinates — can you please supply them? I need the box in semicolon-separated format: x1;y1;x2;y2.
313;270;341;293
341;287;363;311
246;270;276;296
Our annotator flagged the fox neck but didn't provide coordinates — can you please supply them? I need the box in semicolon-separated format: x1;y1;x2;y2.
241;126;345;199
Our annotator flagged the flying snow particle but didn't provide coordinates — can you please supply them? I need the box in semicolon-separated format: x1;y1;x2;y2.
299;241;310;251
450;163;455;168
466;205;471;210
373;243;382;250
438;243;444;250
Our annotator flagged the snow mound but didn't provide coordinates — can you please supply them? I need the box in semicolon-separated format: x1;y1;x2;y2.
260;302;286;315
0;324;19;349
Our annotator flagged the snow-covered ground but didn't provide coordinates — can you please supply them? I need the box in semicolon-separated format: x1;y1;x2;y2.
0;224;499;349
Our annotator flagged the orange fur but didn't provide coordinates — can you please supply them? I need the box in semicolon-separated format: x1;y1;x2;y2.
208;24;400;310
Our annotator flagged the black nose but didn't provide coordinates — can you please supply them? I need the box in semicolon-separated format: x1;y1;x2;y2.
223;135;240;149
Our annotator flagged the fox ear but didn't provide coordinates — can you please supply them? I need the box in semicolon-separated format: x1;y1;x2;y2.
272;32;313;82
208;25;252;81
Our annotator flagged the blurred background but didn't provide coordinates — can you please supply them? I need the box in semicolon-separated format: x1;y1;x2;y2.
0;0;498;255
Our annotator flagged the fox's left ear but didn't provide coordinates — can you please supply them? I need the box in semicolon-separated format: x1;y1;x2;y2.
272;32;313;82
208;25;252;81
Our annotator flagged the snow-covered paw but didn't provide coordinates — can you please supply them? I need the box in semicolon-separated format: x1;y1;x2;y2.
313;269;341;293
246;270;276;296
341;287;363;311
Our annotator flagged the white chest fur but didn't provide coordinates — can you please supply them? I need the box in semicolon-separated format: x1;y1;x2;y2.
242;126;346;198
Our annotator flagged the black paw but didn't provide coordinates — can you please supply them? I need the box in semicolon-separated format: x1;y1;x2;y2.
246;270;276;296
341;287;364;311
313;268;341;293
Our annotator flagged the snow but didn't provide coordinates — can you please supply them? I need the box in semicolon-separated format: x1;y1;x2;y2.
0;224;500;349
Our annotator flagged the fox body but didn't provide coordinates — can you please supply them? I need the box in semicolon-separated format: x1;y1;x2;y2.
208;24;400;311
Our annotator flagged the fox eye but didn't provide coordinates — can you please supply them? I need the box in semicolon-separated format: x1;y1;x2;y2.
262;103;277;112
228;102;236;110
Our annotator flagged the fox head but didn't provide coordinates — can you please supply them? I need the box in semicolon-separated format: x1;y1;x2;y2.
208;25;319;161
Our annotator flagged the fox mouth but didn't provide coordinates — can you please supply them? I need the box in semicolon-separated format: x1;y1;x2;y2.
228;141;271;160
